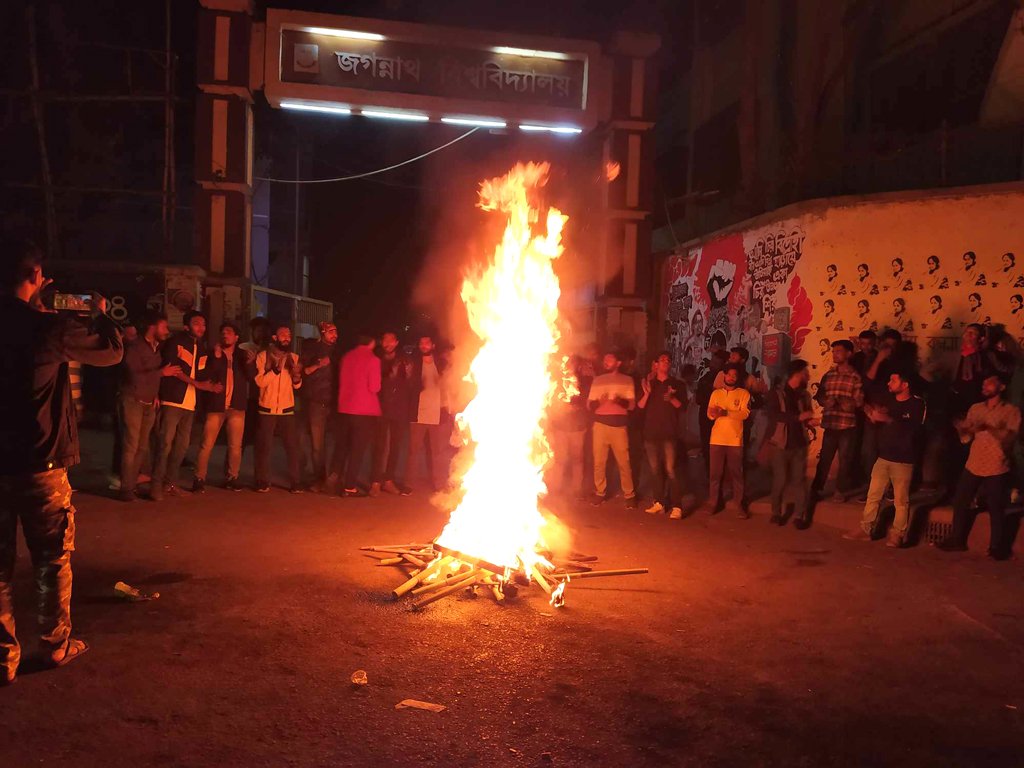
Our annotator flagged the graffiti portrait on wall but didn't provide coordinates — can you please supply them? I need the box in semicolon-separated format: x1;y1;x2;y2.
661;234;751;376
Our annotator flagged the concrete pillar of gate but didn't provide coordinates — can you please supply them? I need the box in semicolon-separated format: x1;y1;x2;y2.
598;32;660;362
195;0;255;325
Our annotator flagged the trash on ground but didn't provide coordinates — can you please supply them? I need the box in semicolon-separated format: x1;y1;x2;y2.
350;670;368;686
114;581;160;601
395;699;446;712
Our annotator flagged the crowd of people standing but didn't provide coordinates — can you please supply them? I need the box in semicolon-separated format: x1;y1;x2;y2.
553;324;1022;562
113;314;459;502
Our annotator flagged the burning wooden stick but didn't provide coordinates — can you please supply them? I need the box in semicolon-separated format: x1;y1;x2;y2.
411;566;474;596
412;569;485;610
375;557;404;566
529;564;553;594
551;568;649;580
360;544;432;553
392;555;455;599
401;553;428;569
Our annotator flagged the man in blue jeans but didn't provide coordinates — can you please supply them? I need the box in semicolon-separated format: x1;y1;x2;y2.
810;340;864;503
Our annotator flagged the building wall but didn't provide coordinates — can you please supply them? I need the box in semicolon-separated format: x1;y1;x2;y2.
659;184;1024;387
655;0;1021;246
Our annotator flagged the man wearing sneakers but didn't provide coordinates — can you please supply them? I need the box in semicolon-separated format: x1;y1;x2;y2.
844;370;925;547
638;351;685;519
705;363;751;516
589;351;637;507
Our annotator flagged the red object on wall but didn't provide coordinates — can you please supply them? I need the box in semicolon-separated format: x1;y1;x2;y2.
762;333;784;366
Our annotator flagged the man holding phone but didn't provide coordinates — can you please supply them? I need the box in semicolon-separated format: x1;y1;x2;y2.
0;238;123;685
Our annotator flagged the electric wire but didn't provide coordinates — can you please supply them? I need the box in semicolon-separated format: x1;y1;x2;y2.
254;127;479;184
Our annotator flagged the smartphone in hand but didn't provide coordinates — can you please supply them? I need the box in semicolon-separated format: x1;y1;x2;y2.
53;293;91;312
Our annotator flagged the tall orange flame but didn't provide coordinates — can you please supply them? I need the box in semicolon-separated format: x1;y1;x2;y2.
435;162;566;571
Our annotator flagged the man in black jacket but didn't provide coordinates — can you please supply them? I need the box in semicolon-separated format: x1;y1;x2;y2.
150;310;221;500
193;322;255;492
0;238;123;685
372;330;413;496
300;321;338;492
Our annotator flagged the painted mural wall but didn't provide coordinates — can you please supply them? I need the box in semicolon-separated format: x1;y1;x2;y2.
661;187;1024;386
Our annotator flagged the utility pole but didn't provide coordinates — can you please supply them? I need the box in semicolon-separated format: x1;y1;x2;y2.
163;0;176;262
26;5;58;259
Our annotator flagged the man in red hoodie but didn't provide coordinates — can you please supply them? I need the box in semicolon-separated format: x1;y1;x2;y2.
334;333;382;497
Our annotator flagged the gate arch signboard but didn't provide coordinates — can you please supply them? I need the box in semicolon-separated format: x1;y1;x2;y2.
265;9;608;132
196;1;658;352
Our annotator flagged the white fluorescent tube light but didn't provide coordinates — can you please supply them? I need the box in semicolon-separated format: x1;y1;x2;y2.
303;27;385;42
493;46;569;61
441;117;507;128
281;101;352;116
519;124;583;135
362;110;430;122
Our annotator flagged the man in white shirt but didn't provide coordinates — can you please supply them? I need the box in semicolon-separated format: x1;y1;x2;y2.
588;351;637;507
409;335;449;492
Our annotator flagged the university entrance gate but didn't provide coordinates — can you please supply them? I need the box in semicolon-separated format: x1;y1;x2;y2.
196;1;658;350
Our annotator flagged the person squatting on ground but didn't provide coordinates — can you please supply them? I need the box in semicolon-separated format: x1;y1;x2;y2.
638;351;685;519
0;238;123;685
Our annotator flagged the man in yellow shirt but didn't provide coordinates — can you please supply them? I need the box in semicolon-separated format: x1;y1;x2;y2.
703;363;751;517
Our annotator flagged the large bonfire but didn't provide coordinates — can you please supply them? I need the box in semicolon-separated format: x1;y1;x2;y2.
364;162;647;609
435;161;565;572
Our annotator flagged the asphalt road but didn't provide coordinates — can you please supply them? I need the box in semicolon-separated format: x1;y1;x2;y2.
4;438;1024;767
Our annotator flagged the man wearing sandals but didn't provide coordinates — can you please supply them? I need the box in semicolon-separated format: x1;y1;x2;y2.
0;238;123;685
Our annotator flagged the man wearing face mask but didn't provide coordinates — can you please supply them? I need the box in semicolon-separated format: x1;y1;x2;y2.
253;324;303;493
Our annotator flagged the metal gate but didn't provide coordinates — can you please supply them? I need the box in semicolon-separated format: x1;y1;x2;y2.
249;285;333;340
